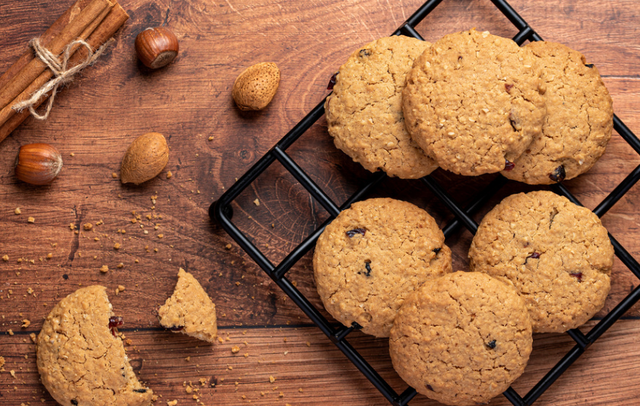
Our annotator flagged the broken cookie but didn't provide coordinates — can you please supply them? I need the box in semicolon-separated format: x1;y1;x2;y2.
37;285;153;406
158;268;218;343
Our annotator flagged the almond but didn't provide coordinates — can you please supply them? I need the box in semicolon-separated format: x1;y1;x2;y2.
232;62;280;111
120;132;169;185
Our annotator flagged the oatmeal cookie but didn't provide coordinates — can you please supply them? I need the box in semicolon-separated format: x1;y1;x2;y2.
469;191;613;332
313;197;452;337
37;286;153;406
501;41;613;184
158;268;218;343
325;35;438;179
403;29;546;176
389;271;532;405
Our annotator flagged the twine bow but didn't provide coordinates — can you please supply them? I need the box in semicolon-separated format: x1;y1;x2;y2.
12;37;114;120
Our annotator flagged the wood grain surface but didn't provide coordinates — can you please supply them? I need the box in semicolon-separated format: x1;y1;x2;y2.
1;0;639;405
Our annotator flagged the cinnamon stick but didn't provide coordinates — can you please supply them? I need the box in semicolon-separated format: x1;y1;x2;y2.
0;3;113;128
0;0;92;91
0;0;114;110
0;3;129;143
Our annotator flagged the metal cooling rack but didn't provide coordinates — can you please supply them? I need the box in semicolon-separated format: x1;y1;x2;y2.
209;0;640;404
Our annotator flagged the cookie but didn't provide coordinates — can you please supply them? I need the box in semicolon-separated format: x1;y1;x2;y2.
501;41;613;184
37;286;153;406
313;197;452;337
389;271;532;406
158;268;218;343
403;29;546;176
469;191;613;333
325;35;438;179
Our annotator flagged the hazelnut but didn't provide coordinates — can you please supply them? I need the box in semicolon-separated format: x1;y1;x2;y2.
135;27;179;69
120;132;169;185
232;62;280;111
15;143;63;185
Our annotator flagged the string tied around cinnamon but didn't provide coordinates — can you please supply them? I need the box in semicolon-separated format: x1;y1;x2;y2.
12;36;114;120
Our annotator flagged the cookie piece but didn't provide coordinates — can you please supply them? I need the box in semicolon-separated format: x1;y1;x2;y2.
158;268;218;343
501;41;613;184
325;35;438;179
403;29;546;176
469;191;613;333
37;286;153;406
390;272;532;405
313;197;452;337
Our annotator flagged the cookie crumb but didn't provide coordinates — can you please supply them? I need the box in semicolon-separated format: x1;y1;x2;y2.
29;333;37;344
2;255;8;262
14;208;21;215
100;265;109;273
114;243;121;250
83;223;93;231
166;171;173;179
27;217;35;223
70;152;75;157
253;199;260;206
21;319;30;328
269;376;276;383
112;172;118;178
7;329;14;336
225;244;232;250
167;401;178;406
231;345;240;354
208;136;214;141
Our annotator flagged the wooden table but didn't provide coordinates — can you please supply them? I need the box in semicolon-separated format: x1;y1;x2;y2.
1;0;639;405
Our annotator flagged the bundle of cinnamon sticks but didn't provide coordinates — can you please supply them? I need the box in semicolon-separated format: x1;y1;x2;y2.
0;0;129;144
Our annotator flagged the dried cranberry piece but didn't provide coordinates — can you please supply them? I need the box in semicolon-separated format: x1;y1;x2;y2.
433;247;441;254
109;316;123;337
346;228;366;238
486;340;497;349
570;272;583;282
505;83;514;92
169;326;184;331
359;49;371;57
585;63;594;68
525;252;540;264
504;160;515;171
426;384;434;391
109;316;123;328
133;388;147;393
327;72;338;90
71;400;79;405
549;165;566;182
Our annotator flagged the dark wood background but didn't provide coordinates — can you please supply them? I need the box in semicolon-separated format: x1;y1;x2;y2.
1;0;640;405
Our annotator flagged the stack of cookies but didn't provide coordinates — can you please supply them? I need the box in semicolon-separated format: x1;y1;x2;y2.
325;29;613;184
313;192;614;405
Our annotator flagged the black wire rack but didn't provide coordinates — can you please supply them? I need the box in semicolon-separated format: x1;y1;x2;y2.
209;0;640;404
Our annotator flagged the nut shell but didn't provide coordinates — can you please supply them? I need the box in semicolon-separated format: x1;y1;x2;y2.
15;143;63;185
232;62;280;111
135;27;179;69
120;132;169;185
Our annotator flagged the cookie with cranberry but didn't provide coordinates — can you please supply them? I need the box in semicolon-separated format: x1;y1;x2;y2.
469;191;613;332
37;286;153;406
501;41;613;184
389;271;532;405
313;197;452;337
325;35;438;179
403;29;546;176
